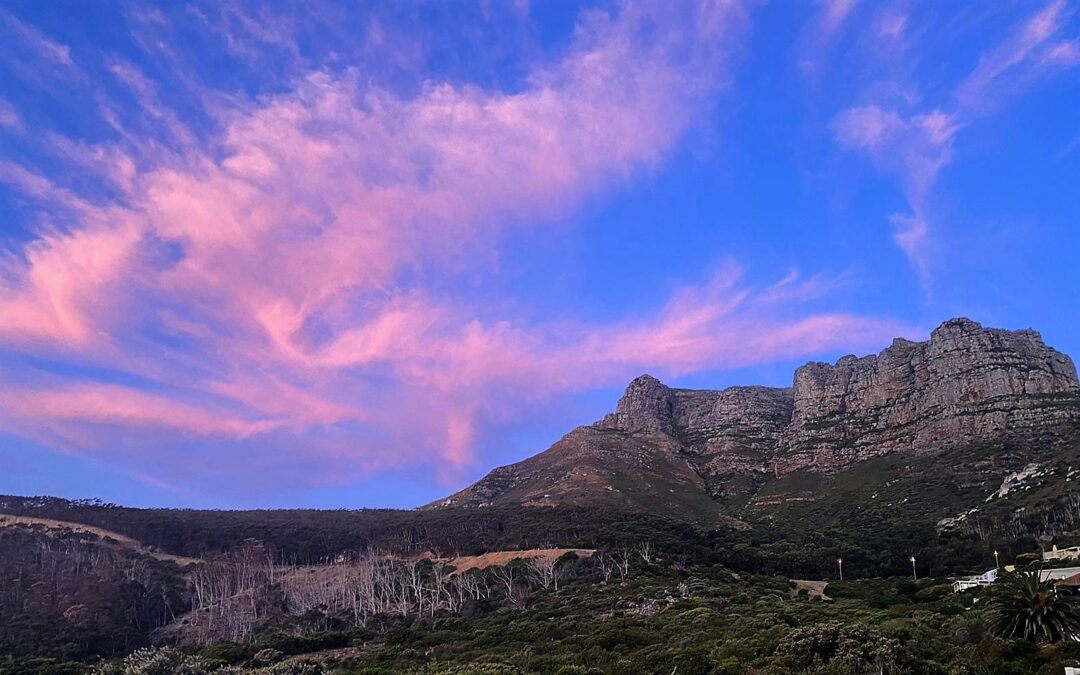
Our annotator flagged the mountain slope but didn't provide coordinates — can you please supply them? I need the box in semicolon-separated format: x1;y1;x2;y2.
432;424;725;524
437;318;1080;530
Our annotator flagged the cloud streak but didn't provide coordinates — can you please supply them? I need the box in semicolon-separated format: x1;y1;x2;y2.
0;1;910;500
828;0;1078;289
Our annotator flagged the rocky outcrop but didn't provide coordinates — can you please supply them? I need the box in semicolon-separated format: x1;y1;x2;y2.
776;318;1080;472
435;318;1080;514
599;380;794;495
599;375;677;435
669;386;793;471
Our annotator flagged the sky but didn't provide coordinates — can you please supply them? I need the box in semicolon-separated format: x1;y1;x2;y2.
0;0;1078;510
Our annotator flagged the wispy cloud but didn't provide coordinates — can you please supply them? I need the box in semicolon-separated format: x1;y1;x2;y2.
0;9;82;88
0;99;23;132
829;0;1078;289
0;2;910;498
831;105;958;288
797;0;861;78
954;0;1076;111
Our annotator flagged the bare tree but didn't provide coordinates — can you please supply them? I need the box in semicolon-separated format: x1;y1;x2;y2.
615;549;631;582
491;563;528;609
527;554;561;591
595;551;615;584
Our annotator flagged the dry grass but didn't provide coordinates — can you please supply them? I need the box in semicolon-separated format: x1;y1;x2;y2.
0;513;200;566
445;548;594;574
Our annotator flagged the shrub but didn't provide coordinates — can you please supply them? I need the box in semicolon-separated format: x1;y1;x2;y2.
94;648;207;675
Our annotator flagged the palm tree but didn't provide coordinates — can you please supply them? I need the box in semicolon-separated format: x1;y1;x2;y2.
988;570;1080;644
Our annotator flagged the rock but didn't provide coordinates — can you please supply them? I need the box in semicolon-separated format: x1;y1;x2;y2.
433;318;1080;516
599;374;676;435
777;318;1080;472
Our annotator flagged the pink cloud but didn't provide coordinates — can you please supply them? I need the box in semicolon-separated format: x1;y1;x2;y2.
0;219;143;346
0;2;912;498
830;105;904;151
1042;40;1080;68
876;10;907;42
0;383;277;438
0;9;77;69
955;0;1074;110
0;100;23;132
819;0;859;36
796;0;860;77
831;105;956;288
576;267;908;377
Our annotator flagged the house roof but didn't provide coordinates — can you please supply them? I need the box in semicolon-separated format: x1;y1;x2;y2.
1040;567;1080;581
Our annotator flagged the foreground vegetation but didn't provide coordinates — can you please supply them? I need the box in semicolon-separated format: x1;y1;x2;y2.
8;568;1080;674
2;494;1080;674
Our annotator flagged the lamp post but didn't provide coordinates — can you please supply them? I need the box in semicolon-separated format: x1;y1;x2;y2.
910;555;917;581
994;550;1000;568
837;557;843;581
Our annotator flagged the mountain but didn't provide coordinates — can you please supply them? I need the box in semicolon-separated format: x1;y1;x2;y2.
5;317;1080;672
435;318;1080;529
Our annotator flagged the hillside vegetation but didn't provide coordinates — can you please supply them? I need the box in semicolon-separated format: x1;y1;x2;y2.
3;496;1080;674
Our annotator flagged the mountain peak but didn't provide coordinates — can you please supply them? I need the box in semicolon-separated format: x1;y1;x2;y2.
934;316;983;334
599;373;675;435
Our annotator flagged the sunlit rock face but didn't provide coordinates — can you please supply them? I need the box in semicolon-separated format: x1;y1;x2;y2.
777;318;1080;473
436;318;1080;515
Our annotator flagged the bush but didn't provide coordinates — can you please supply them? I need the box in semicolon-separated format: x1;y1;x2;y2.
252;650;284;667
195;643;250;665
94;648;207;675
774;622;901;673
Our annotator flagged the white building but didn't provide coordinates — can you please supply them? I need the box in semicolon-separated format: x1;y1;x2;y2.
952;565;1080;593
1038;566;1080;582
1043;545;1080;561
952;568;998;592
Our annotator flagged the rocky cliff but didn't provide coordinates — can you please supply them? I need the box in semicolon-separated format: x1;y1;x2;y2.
777;318;1079;472
596;377;794;497
436;319;1080;519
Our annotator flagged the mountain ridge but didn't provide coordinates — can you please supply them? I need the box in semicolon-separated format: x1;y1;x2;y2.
435;318;1080;523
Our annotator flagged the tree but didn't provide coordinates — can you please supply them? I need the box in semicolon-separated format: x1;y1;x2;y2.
988;570;1080;644
636;542;654;564
490;563;529;610
595;552;615;583
527;554;561;591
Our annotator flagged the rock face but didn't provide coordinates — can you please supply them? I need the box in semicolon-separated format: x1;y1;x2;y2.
777;318;1080;472
435;319;1080;518
599;375;677;435
598;380;794;496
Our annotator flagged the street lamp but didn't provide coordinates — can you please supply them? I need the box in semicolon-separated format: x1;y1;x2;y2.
994;550;1000;568
837;557;843;581
910;555;917;581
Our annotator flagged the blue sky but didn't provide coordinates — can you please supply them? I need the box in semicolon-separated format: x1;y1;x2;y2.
0;0;1077;509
